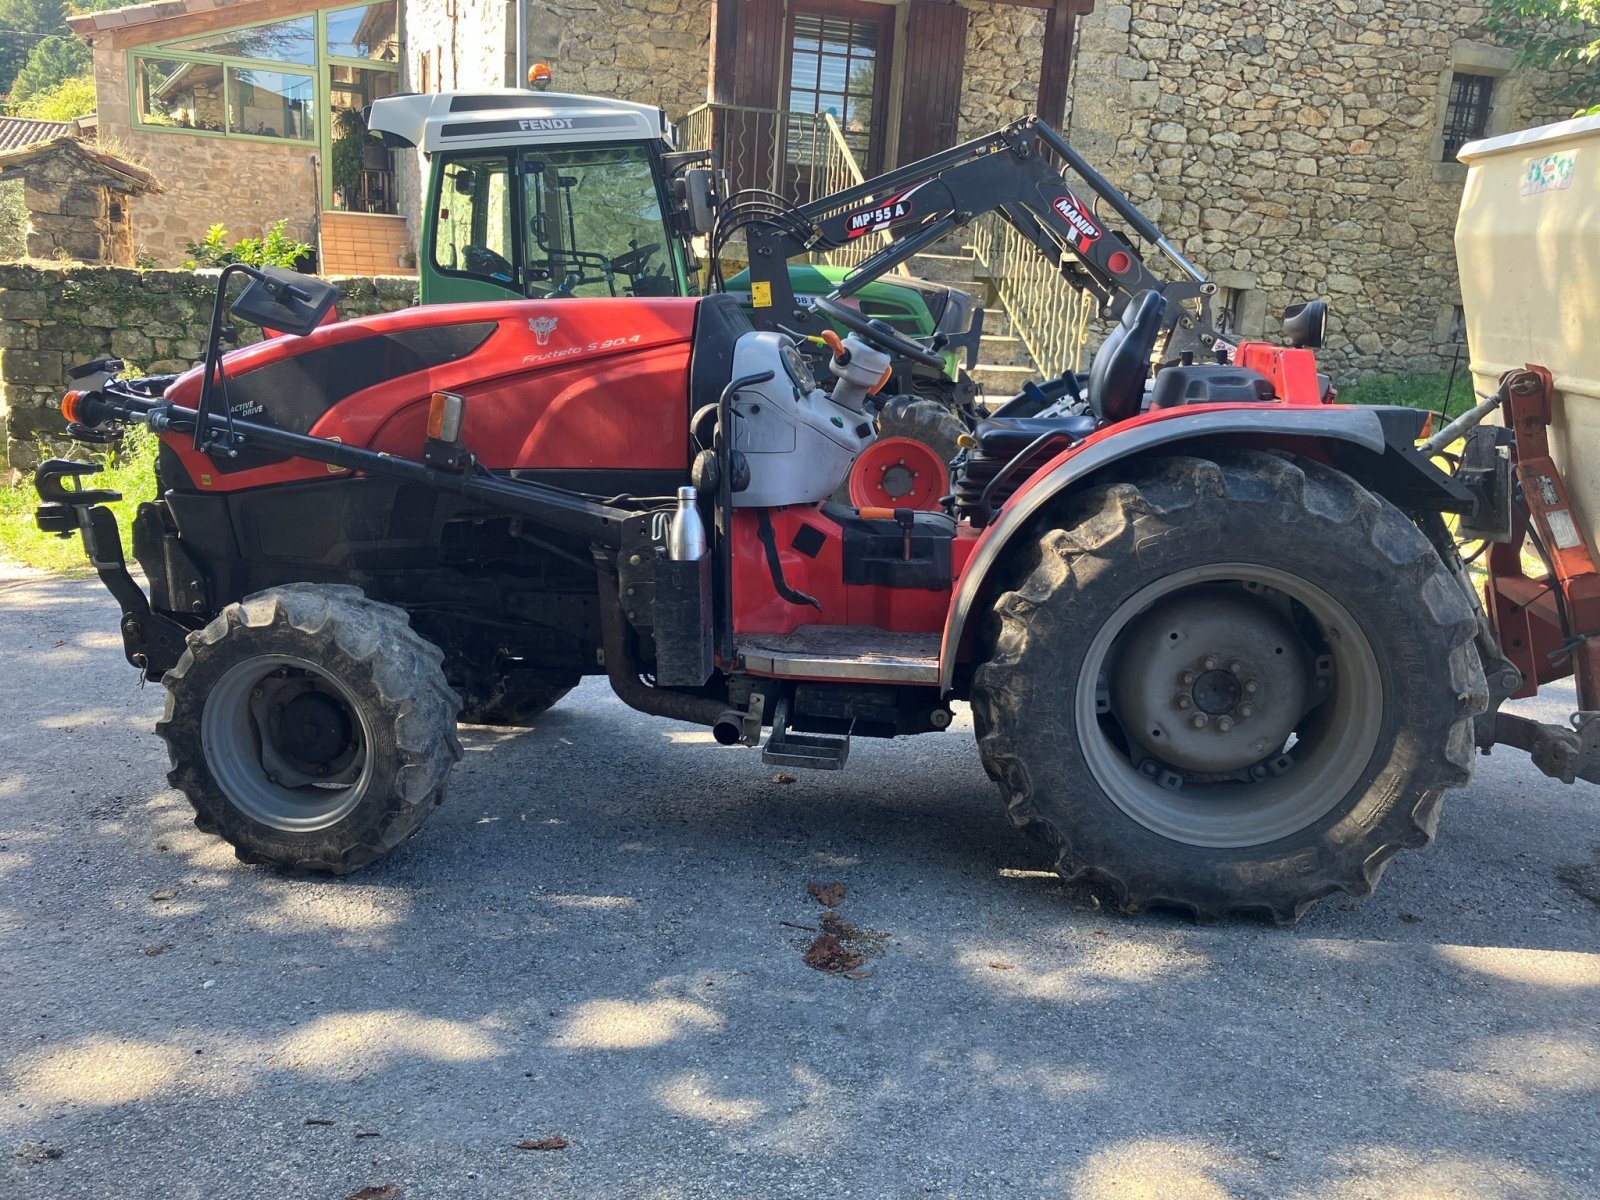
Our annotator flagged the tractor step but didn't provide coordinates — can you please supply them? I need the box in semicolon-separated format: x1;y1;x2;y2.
761;696;850;771
737;627;940;684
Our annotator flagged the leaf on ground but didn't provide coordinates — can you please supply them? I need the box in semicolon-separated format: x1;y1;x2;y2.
354;1130;381;1139
807;881;845;908
803;933;863;973
346;1187;399;1200
771;773;796;784
819;911;861;940
304;1118;335;1126
844;969;873;980
987;962;1016;971
142;944;166;956
150;889;177;902
515;1137;569;1151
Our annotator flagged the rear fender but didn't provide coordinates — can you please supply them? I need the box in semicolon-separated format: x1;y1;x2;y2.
938;403;1472;693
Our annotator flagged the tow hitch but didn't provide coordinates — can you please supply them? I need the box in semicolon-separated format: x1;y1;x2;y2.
33;458;189;678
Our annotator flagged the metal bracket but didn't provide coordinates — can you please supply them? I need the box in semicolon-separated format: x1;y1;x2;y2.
1493;710;1600;785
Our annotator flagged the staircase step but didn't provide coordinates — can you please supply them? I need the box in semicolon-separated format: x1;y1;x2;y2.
971;363;1038;398
981;307;1011;337
906;251;980;283
979;332;1032;367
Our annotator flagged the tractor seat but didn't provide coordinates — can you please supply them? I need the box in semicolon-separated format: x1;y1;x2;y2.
972;413;1099;458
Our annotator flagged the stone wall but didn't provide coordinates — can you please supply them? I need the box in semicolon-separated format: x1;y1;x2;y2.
523;0;708;118
0;263;416;467
958;0;1047;141
1066;1;1575;381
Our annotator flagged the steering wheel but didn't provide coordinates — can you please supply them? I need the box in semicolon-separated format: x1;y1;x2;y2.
462;244;514;282
1087;290;1168;424
810;295;945;368
609;241;660;276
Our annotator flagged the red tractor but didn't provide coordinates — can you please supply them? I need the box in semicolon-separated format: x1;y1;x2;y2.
37;120;1584;922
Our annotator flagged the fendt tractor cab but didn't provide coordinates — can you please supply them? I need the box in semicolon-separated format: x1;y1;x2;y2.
36;112;1600;923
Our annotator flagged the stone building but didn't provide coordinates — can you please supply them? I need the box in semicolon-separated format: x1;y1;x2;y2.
0;137;163;264
69;0;412;274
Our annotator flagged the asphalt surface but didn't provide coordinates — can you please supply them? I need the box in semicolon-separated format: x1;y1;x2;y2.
2;561;1598;1200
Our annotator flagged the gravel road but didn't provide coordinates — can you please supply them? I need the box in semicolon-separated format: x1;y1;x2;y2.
2;562;1597;1199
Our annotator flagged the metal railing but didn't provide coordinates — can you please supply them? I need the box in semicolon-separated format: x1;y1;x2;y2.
677;103;906;276
966;212;1096;379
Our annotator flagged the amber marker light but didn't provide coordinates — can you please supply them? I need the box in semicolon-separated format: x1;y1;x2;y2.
427;391;465;443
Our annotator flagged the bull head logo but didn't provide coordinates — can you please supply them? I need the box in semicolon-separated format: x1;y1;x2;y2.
529;316;559;346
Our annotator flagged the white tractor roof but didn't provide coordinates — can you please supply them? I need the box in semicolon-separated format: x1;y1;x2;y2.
367;90;671;154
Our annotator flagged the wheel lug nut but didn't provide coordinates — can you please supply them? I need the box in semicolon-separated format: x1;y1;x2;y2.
1176;696;1192;710
1191;713;1208;728
1238;704;1254;718
1202;655;1218;670
1228;659;1244;675
1243;680;1259;695
1141;760;1159;777
1216;716;1234;732
1179;670;1197;685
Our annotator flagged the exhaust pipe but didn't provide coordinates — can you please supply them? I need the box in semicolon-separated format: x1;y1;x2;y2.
596;563;745;732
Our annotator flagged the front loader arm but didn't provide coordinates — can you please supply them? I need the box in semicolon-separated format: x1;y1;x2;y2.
739;118;1220;365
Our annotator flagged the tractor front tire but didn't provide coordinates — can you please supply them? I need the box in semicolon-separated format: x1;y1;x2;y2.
875;394;967;467
970;451;1486;923
157;584;462;874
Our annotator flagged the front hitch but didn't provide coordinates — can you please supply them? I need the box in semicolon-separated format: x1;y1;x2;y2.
33;459;189;679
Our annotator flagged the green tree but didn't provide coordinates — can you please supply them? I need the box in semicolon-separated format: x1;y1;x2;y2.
13;70;93;119
0;0;70;97
1488;0;1600;111
9;34;87;102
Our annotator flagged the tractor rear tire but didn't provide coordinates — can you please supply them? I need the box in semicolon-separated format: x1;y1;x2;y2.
970;451;1486;923
157;584;462;874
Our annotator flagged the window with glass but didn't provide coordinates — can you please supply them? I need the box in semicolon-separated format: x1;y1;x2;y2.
1442;72;1495;161
787;6;889;170
432;153;516;282
130;2;399;209
428;145;678;298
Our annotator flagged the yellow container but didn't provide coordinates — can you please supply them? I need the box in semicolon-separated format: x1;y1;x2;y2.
1457;114;1600;540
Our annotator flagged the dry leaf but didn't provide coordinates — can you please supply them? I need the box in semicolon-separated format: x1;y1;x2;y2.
515;1137;569;1151
304;1118;334;1126
819;911;861;940
803;933;862;973
150;889;176;902
807;881;846;908
987;962;1016;971
345;1187;398;1200
844;969;873;980
142;944;165;956
771;773;796;784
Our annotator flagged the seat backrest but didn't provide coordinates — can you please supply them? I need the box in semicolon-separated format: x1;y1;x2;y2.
1088;290;1167;424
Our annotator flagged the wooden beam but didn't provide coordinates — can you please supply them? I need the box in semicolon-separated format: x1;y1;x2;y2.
1036;0;1088;128
709;0;740;105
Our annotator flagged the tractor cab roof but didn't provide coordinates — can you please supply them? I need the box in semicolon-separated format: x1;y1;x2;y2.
367;90;672;155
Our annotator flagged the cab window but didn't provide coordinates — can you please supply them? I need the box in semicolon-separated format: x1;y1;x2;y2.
432;152;515;284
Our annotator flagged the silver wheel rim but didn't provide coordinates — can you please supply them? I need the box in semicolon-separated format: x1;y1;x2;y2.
1076;563;1383;849
200;653;374;832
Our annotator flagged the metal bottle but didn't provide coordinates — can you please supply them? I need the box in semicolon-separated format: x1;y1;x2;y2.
668;485;707;560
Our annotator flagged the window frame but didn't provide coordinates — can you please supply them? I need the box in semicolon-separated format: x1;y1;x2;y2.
128;1;400;206
1441;71;1496;162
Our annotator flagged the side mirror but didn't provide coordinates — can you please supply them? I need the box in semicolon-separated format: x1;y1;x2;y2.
678;167;721;235
1282;300;1328;349
231;267;340;338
